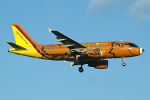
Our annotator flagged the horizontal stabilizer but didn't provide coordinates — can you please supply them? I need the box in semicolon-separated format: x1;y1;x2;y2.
7;42;27;50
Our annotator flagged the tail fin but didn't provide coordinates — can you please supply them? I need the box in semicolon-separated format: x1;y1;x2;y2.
11;23;39;48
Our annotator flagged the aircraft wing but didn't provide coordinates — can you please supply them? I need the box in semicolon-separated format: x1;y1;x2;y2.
50;30;87;49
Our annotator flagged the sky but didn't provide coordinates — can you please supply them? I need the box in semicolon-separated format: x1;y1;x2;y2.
0;0;150;100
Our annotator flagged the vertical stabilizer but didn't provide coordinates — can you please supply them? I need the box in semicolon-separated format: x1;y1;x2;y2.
11;23;39;48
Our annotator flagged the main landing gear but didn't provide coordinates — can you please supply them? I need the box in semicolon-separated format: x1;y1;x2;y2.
71;63;84;73
122;57;126;66
78;65;84;73
75;55;84;73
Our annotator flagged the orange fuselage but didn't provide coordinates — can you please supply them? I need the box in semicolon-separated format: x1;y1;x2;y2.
37;41;141;61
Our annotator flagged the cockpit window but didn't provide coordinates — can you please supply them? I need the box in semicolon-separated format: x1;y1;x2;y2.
128;43;138;47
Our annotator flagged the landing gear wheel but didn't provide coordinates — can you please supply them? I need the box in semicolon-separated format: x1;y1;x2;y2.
122;63;126;66
78;67;84;73
121;57;126;67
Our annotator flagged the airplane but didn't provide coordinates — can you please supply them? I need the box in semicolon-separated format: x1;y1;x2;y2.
7;23;144;73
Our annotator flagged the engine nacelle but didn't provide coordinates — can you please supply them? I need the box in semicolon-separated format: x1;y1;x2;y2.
88;60;108;69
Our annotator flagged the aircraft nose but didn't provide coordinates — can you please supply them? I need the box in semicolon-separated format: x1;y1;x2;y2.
140;48;144;55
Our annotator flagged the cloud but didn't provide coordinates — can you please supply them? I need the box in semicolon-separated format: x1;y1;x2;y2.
86;0;150;20
86;0;126;16
131;0;150;20
88;0;120;8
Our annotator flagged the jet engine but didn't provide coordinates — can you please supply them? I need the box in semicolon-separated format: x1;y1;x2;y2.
88;60;108;69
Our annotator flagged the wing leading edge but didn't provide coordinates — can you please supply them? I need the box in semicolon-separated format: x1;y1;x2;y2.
50;30;86;49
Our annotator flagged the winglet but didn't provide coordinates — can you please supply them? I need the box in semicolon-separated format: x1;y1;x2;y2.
48;28;52;32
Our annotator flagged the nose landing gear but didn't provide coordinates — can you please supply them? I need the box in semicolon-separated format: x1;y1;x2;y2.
122;62;126;66
122;57;126;66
